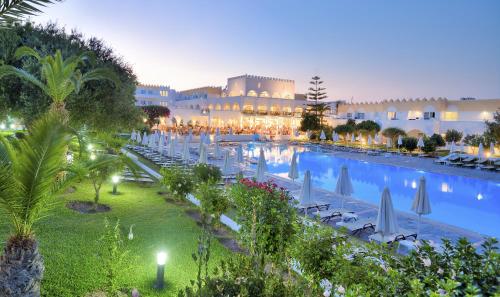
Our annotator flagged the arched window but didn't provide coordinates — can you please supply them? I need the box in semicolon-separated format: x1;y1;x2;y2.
233;103;240;111
223;103;231;111
259;91;269;98
208;104;213;110
215;104;222;111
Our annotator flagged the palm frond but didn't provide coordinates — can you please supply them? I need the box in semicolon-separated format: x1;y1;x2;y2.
0;133;16;165
0;163;22;233
14;45;42;61
0;64;48;94
13;112;72;236
78;67;120;92
0;0;63;26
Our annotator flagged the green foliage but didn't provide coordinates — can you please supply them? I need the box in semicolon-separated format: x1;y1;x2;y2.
299;112;320;132
402;137;418;152
84;154;124;205
429;133;445;147
444;129;463;143
422;137;437;153
0;22;141;130
0;0;62;26
346;119;356;127
0;112;73;238
334;124;355;140
382;127;406;142
463;134;484;147
306;76;329;126
98;217;130;297
160;166;193;200
192;163;222;184
195;182;228;223
230;178;297;268
142;105;170;128
484;109;500;143
355;120;381;136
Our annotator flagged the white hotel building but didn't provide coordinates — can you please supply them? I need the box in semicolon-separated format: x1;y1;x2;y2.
135;74;499;136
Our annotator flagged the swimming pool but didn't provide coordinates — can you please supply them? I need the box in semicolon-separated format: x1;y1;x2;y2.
245;143;500;238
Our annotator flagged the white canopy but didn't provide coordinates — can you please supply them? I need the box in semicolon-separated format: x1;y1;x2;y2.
374;187;399;239
255;147;268;182
411;176;431;238
288;151;299;181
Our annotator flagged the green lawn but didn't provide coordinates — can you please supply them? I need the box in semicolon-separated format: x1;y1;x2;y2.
0;180;231;297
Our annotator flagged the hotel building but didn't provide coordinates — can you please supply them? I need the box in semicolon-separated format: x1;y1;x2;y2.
135;74;499;136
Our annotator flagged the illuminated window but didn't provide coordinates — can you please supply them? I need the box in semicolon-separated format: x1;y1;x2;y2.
387;111;397;120
233;103;240;111
259;91;269;97
441;112;458;121
215;104;222;111
294;107;303;113
407;110;422;120
223;103;231;111
160;90;169;97
208;104;213;110
247;90;257;97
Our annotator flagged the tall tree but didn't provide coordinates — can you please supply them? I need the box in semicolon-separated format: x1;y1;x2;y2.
306;76;329;127
0;112;73;297
0;46;119;121
142;105;170;128
0;0;62;26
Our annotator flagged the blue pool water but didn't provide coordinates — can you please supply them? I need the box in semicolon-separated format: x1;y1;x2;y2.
245;143;500;238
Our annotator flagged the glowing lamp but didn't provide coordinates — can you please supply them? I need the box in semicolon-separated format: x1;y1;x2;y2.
111;175;120;194
154;251;167;289
90;153;96;161
0;123;5;129
87;144;94;151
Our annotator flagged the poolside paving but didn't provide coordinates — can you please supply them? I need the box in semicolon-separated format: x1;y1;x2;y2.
207;144;493;248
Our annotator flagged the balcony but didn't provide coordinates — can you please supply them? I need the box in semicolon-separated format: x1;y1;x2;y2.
242;109;255;115
257;110;268;115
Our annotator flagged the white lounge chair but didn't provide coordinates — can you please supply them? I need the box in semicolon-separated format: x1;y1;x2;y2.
368;228;417;245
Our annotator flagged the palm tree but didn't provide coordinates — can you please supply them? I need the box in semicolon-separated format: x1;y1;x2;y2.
0;0;62;26
0;112;73;297
0;46;119;120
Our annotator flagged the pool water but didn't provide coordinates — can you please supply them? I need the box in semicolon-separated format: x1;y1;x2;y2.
245;143;500;238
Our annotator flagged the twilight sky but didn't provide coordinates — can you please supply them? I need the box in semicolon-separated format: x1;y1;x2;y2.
34;0;500;101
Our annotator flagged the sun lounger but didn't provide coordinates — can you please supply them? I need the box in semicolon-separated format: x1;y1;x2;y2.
296;202;330;214
368;228;417;245
313;208;356;223
336;217;376;235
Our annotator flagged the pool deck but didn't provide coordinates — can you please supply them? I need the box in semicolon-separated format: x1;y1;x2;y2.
210;144;495;247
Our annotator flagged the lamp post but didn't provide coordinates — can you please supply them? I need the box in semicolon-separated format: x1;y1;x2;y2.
154;251;167;290
111;175;120;195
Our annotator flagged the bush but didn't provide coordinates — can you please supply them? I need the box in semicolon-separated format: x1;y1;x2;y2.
382;127;406;142
14;131;25;139
402;137;418;152
356;120;381;136
429;133;445;147
445;129;463;143
300;113;320;132
192;163;222;183
334;124;355;141
422;138;436;153
346;119;356;127
160;166;193;199
195;182;228;222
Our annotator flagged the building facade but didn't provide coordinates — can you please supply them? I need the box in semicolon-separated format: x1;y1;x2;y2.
334;98;500;136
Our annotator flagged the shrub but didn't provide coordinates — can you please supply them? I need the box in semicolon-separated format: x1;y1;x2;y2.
300;113;320;132
195;182;228;223
334;124;355;141
402;137;418;152
192;163;222;183
346;119;356;127
382;127;406;142
422;138;436;153
445;129;463;143
160;166;193;199
14;131;25;139
429;133;445;147
356;120;381;136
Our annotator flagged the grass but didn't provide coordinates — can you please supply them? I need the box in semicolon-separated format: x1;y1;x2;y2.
0;180;231;297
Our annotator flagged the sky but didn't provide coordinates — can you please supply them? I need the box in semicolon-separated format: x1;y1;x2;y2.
34;0;500;101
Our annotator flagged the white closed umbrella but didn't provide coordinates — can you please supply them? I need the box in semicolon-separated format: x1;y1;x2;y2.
417;136;424;149
299;170;314;214
460;142;465;154
357;133;363;142
477;143;484;158
215;141;221;158
367;135;373;146
229;127;233;135
166;132;172;146
375;187;399;240
332;131;336;142
397;135;403;147
205;134;211;145
215;127;221;139
449;141;456;153
222;150;232;175
351;133;355;142
130;130;136;141
255;147;268;182
334;133;340;142
490;142;496;156
335;165;354;209
306;130;312;139
148;134;155;148
288;151;299;181
386;137;392;149
374;133;380;144
141;133;148;146
198;144;208;164
136;132;142;144
168;138;176;157
182;138;190;163
158;135;164;154
236;144;244;164
320;130;326;141
188;130;193;142
411;176;431;238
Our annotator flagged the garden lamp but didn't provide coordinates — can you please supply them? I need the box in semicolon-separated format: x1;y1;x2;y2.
154;251;167;289
112;175;120;194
